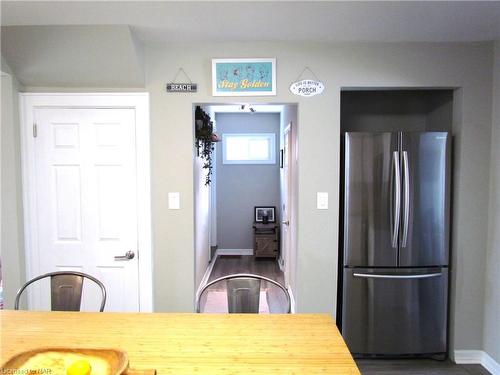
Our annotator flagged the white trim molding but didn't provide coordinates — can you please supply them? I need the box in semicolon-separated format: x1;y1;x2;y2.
482;353;500;375
222;133;276;165
217;248;254;256
278;257;285;272
196;251;219;300
454;350;500;374
19;93;154;312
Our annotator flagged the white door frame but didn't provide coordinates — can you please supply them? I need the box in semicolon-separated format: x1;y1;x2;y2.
19;93;154;312
282;122;292;288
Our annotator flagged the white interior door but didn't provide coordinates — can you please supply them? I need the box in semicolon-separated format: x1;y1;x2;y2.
32;107;139;312
281;123;292;286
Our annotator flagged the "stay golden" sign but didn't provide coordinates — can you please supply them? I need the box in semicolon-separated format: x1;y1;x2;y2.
212;58;276;96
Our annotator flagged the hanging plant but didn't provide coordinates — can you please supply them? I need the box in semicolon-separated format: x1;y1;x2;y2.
195;106;219;186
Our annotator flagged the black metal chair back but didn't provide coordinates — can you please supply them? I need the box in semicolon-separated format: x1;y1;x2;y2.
14;271;106;312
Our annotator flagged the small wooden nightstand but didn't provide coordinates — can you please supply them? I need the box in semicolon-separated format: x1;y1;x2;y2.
253;223;279;258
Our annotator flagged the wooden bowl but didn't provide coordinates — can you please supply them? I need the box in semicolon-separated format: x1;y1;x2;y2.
1;348;129;375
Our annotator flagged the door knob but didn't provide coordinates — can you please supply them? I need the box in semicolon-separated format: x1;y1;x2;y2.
282;220;290;226
114;250;135;261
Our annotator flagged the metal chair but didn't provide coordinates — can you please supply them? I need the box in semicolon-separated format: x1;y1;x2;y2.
196;273;291;313
14;271;106;312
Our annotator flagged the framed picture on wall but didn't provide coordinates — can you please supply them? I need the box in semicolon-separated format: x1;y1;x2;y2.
212;58;276;96
254;206;276;223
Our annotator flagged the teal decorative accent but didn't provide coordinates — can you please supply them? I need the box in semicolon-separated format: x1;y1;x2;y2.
212;59;276;96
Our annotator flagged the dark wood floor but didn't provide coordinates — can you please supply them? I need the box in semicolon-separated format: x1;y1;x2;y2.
208;255;284;283
356;359;491;375
204;255;288;313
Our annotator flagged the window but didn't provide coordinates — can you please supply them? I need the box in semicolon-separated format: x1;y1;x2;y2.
222;133;276;164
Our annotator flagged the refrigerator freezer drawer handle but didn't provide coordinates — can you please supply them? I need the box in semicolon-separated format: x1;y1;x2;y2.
353;272;442;279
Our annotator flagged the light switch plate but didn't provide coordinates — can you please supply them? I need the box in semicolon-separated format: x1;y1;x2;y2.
317;192;328;209
168;192;180;209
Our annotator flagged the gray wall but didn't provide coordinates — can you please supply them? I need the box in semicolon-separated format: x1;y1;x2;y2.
1;56;26;308
426;91;454;132
3;41;495;357
483;40;500;363
215;113;281;250
145;42;493;356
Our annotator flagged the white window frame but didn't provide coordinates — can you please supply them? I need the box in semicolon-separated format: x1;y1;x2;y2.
222;133;276;165
19;93;154;312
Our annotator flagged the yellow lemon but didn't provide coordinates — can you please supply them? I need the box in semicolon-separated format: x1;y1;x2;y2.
67;359;92;375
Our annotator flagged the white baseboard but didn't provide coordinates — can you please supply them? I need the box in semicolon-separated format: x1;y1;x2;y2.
196;250;219;299
483;353;500;375
454;350;483;364
278;257;285;272
287;285;296;313
454;350;500;374
217;248;253;256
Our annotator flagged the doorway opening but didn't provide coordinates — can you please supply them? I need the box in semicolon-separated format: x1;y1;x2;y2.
193;103;298;313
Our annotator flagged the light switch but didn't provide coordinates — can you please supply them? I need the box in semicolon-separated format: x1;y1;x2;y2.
317;192;328;210
168;192;180;209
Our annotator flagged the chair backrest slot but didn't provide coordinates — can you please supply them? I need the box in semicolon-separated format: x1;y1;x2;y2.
227;278;261;313
14;271;106;312
51;274;84;311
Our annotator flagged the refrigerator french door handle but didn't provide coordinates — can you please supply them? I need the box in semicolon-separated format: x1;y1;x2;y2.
391;151;401;248
353;272;442;279
402;151;410;248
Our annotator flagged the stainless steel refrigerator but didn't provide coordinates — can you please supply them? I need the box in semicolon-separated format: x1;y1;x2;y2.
341;131;450;357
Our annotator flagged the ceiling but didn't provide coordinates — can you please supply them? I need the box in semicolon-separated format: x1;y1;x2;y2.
2;1;500;43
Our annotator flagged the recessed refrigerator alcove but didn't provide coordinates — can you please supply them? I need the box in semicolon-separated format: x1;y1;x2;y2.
338;89;453;358
341;89;453;134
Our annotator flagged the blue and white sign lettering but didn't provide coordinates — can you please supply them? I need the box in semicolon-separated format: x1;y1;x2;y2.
290;79;325;97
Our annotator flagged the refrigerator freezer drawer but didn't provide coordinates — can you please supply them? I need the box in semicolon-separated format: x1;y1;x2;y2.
342;267;448;356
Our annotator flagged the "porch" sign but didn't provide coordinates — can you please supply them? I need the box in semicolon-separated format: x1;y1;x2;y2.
289;79;325;97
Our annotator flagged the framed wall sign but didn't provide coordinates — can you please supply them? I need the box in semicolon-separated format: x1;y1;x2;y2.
212;58;276;96
290;79;324;97
254;206;276;223
166;83;197;93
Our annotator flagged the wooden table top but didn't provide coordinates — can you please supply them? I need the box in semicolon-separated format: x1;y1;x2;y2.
0;311;360;375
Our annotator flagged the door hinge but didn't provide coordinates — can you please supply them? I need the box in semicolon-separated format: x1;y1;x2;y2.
33;123;37;138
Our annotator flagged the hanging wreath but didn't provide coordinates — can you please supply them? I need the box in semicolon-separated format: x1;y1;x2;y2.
195;106;219;186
